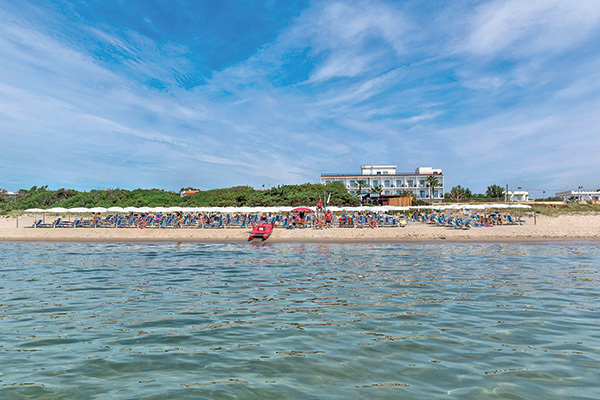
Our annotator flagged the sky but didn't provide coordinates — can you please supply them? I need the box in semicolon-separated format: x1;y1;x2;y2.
1;0;599;196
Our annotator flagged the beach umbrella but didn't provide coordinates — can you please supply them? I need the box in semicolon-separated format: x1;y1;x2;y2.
66;207;90;213
460;204;485;210
388;206;409;211
291;207;314;213
485;203;508;209
149;206;170;213
510;204;531;209
46;207;68;213
24;208;45;213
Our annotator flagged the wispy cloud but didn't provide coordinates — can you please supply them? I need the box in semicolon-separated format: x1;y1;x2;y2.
0;0;599;196
463;0;600;57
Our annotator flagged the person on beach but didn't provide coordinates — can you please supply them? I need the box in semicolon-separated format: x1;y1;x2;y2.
325;211;333;228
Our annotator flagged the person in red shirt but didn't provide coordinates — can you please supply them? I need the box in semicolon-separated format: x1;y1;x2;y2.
325;211;333;227
316;200;323;210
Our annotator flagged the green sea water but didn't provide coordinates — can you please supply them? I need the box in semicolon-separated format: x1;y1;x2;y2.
0;242;599;399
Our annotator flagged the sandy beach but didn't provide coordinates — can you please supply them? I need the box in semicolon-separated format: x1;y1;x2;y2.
1;214;599;243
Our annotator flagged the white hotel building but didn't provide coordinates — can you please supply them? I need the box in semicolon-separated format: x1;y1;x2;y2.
321;165;444;201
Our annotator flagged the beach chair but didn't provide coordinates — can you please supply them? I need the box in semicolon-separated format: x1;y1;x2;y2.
32;219;53;228
115;217;128;228
347;216;354;228
53;218;73;228
507;215;525;225
355;215;366;228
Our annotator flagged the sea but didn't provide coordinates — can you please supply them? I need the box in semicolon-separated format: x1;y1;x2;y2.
1;241;599;399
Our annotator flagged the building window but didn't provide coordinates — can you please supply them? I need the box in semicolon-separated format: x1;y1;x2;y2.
420;190;425;198
350;180;356;188
396;180;402;187
407;180;413;187
325;180;331;184
384;180;390;187
384;190;390;195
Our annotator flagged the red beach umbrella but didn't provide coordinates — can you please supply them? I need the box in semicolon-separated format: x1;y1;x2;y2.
291;207;314;213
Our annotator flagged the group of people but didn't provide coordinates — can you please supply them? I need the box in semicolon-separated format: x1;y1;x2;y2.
480;213;506;225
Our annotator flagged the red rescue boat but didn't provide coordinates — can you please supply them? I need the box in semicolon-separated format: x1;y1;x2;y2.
248;221;276;241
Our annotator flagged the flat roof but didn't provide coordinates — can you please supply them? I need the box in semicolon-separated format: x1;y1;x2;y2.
556;190;600;195
321;173;443;177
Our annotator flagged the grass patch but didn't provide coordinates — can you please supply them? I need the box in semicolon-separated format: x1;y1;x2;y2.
530;203;600;216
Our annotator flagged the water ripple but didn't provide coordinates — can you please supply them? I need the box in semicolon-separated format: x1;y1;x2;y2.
0;241;599;399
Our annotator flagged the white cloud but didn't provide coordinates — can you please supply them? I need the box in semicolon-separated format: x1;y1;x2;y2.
437;98;600;192
465;0;600;57
2;0;600;194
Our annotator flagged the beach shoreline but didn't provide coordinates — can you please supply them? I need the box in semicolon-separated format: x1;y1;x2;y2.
2;215;599;243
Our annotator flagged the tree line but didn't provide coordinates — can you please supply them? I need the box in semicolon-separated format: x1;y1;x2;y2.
445;184;507;202
0;182;359;214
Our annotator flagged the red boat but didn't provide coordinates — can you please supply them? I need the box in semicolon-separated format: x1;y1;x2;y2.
248;221;276;241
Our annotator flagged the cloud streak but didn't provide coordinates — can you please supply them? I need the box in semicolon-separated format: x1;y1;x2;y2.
0;0;599;197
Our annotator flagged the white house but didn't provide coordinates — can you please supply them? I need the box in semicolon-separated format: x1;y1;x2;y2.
507;190;530;202
321;165;444;201
555;190;600;202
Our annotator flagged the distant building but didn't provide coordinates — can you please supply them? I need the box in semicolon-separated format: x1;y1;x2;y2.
507;190;530;202
321;165;444;201
180;190;199;197
6;191;17;199
555;190;600;202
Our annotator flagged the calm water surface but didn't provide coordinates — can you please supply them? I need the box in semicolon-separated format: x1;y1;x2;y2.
0;242;599;399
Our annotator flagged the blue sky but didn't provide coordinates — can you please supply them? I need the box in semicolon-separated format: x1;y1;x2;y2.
1;0;599;196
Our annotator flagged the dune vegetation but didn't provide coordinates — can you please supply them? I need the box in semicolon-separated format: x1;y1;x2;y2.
0;182;359;215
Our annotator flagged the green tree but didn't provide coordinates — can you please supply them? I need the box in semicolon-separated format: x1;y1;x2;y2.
449;185;472;202
486;184;505;200
371;185;382;194
0;182;363;215
426;176;439;203
356;179;366;195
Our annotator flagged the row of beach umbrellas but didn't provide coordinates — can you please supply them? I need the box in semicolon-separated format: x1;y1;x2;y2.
24;204;531;214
